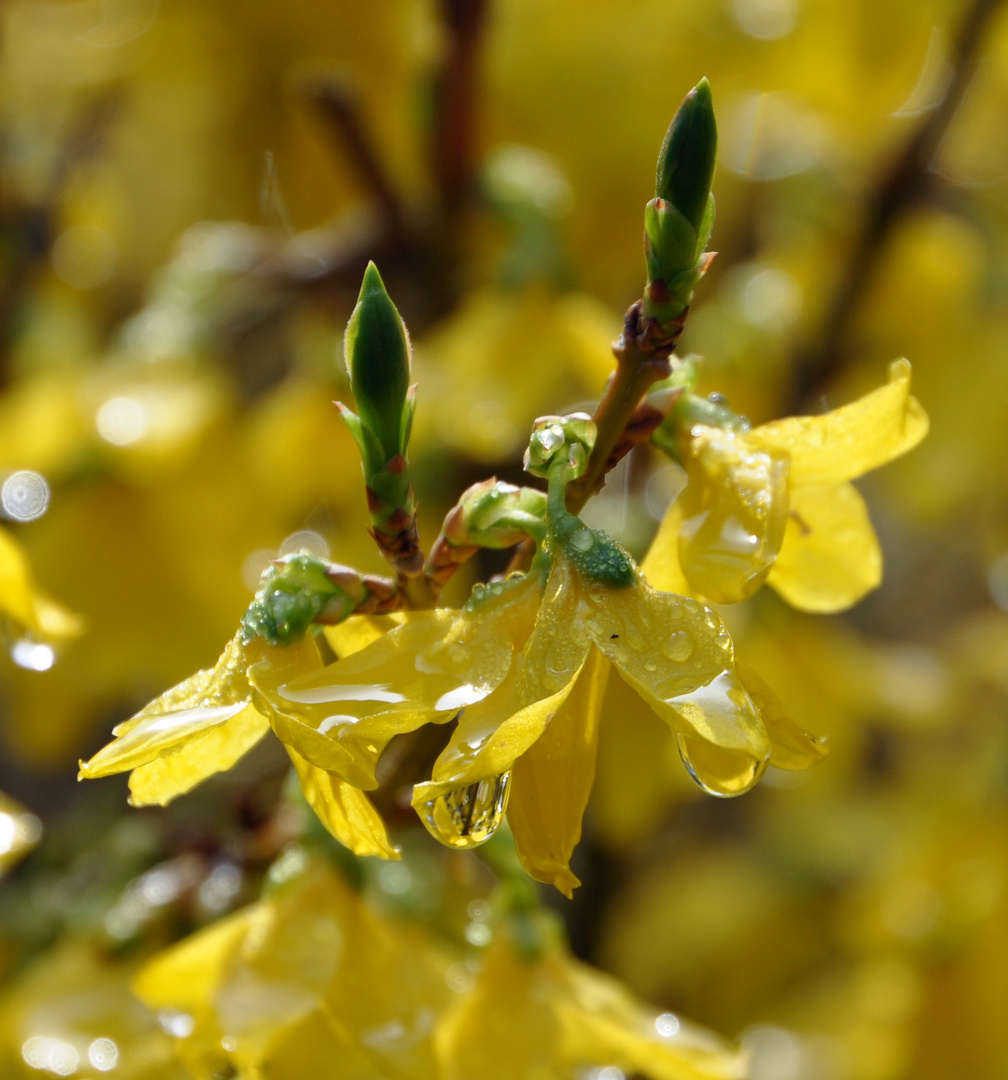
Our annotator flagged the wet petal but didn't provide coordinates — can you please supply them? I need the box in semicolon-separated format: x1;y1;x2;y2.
413;665;583;803
79;699;249;778
128;704;271;806
676;427;790;603
639;498;693;596
508;647;609;897
256;581;540;787
746;358;928;485
590;575;737;702
287;747;399;860
768;481;882;613
735;663;828;771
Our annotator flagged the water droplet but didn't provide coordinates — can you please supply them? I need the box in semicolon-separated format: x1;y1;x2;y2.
571;528;595;552
675;733;767;797
419;773;511;849
661;632;694;662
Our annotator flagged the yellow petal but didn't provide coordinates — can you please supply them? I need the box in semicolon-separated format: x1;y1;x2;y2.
258;578;540;788
553;953;748;1080
254;613;473;789
433;936;558;1080
322;612;406;658
591;574;738;704
0;526;43;629
735;662;828;771
640;498;693;596
287;747;399;860
80;699;251;778
676;426;790;604
133;906;256;1012
413;665;583;803
508;647;609;897
768;481;882;613
746;358;928;485
127;705;271;806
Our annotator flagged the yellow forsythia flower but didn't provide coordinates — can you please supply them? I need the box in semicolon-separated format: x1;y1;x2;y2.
132;852;745;1080
263;552;824;896
645;360;928;611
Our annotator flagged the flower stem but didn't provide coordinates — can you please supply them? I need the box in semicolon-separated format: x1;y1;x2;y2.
565;300;684;514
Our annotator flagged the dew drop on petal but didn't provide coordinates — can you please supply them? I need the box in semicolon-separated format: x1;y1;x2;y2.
418;773;511;849
661;631;694;662
675;733;768;797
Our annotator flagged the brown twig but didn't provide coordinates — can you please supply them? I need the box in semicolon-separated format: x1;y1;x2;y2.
565;301;689;514
432;0;490;211
304;75;409;238
791;0;1006;408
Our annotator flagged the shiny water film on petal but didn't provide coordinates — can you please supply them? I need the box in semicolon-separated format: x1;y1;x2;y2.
79;634;265;780
585;571;736;702
677;425;790;604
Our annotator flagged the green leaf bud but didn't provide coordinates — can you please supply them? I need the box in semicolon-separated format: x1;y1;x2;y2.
343;261;412;463
655;77;717;238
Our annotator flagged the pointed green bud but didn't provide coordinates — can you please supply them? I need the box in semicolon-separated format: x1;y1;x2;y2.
655;78;717;238
343;262;412;462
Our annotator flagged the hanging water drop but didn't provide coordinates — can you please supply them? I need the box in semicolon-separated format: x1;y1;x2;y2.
418;773;511;849
675;733;767;797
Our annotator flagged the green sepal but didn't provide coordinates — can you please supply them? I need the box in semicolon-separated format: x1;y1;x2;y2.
655;77;717;238
696;192;716;259
343;261;412;462
644;199;697;284
336;402;387;479
462;481;548;545
399;385;417;456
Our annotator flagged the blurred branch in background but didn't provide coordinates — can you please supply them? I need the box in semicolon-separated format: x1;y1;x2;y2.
791;0;1007;408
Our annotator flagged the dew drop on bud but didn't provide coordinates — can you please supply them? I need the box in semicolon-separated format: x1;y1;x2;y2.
675;733;767;797
418;773;511;849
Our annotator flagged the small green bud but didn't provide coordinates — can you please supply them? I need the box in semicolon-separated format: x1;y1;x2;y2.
655;78;717;238
240;553;342;646
523;413;596;480
344;262;412;462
